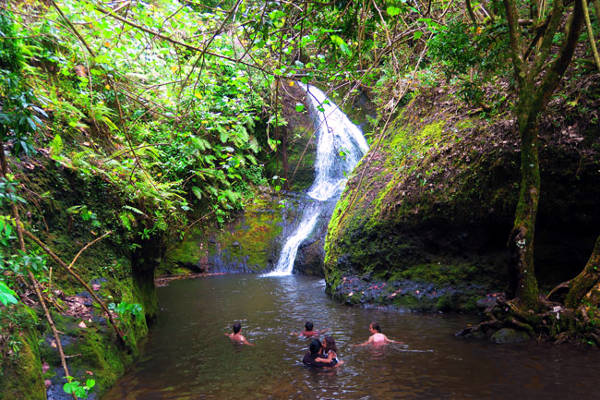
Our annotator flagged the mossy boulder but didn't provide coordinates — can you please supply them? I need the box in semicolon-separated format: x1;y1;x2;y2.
292;196;340;277
490;328;531;344
161;192;288;274
325;85;600;311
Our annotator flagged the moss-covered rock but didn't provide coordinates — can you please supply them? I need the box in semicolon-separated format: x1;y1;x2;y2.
37;278;149;398
325;85;600;311
160;192;288;274
490;328;531;344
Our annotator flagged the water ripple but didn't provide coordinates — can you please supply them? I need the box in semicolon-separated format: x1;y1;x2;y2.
104;275;600;400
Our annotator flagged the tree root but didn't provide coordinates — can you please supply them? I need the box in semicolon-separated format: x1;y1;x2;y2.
546;279;572;301
508;317;535;336
458;292;600;345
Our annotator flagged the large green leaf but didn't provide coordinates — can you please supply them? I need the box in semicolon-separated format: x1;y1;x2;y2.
0;281;18;306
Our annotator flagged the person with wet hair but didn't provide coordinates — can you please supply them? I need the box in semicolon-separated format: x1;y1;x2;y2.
302;339;335;368
225;321;254;345
315;335;342;366
291;320;329;337
354;322;402;346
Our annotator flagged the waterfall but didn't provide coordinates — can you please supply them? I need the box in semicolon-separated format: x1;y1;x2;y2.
263;84;368;277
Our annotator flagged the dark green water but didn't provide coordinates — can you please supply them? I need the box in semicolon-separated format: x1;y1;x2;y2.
104;275;600;399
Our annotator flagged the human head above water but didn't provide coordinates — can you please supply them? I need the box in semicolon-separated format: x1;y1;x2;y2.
305;321;314;331
232;322;241;334
370;322;381;333
309;338;321;355
323;335;338;353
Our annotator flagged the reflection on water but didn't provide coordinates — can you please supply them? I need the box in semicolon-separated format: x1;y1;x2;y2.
104;275;600;399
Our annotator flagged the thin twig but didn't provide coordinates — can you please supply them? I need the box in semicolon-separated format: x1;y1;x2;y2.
68;231;112;269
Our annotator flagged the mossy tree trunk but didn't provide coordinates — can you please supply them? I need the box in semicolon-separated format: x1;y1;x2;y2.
508;88;541;307
503;0;584;309
565;235;600;308
281;126;289;189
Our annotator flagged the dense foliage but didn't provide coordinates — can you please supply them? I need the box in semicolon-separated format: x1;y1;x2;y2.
1;0;599;397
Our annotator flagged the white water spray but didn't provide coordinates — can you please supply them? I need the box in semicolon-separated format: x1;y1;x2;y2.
264;84;368;276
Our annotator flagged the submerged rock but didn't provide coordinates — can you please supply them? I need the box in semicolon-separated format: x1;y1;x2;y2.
490;328;530;344
330;274;487;312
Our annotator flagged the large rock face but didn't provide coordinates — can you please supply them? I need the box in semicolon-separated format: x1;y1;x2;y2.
161;193;288;274
324;86;600;311
161;192;331;278
292;196;339;277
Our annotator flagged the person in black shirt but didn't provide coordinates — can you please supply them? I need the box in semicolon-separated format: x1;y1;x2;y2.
302;339;334;368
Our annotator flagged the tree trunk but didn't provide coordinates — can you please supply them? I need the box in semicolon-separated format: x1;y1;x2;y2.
281;126;289;190
565;235;600;308
508;92;541;309
503;0;584;310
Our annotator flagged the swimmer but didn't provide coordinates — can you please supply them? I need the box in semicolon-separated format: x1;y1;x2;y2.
225;322;254;345
302;339;337;368
291;321;329;337
315;335;343;366
354;322;402;346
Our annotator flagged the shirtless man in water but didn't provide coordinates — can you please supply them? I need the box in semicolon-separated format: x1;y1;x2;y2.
355;322;402;346
290;321;328;337
225;322;254;345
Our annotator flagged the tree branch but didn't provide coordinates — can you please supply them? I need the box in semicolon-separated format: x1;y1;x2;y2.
503;0;525;86
95;5;274;76
466;0;479;27
22;229;127;346
534;0;566;76
537;0;585;107
68;231;112;269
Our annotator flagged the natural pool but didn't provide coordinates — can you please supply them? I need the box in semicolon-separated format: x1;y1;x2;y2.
104;274;600;399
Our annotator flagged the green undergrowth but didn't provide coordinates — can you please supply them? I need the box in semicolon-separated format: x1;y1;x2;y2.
0;307;45;400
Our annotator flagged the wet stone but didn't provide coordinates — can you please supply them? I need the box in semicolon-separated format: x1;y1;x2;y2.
490;328;530;344
334;274;487;312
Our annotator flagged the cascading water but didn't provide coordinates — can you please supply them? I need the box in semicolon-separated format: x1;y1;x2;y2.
264;84;369;277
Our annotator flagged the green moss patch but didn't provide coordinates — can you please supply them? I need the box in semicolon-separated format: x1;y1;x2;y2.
324;84;599;312
161;194;286;274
